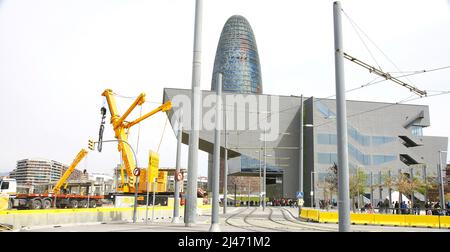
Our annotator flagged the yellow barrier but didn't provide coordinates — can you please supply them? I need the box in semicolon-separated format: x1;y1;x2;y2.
439;216;450;229
373;214;405;226
350;213;375;225
307;209;320;222
404;215;439;228
300;208;309;219
319;211;338;223
298;208;449;229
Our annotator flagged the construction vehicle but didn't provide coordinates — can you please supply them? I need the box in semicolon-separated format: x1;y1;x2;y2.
100;89;173;205
0;149;103;210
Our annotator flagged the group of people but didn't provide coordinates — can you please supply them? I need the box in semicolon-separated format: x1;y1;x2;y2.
271;198;297;207
353;198;450;215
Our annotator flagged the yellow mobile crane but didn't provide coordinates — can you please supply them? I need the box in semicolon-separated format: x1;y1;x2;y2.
101;89;172;195
3;148;103;209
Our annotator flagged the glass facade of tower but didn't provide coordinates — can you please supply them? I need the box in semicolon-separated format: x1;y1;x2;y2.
211;15;262;94
209;15;280;182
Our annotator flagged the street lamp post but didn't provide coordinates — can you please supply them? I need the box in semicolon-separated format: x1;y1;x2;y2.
255;150;262;207
438;150;448;210
310;171;318;208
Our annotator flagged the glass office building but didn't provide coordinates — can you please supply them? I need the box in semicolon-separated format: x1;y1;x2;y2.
211;15;262;94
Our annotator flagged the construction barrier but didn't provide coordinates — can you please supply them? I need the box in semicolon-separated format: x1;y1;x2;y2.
439;216;450;228
404;215;439;228
307;209;320;222
299;208;449;229
350;213;375;225
299;208;309;219
373;214;405;226
318;211;338;223
0;203;212;230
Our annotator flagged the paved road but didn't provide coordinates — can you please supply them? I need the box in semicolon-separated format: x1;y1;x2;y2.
18;207;450;232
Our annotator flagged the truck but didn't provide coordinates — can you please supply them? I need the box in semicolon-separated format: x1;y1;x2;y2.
0;149;103;210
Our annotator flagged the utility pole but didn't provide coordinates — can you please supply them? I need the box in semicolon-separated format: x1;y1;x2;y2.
378;170;382;205
209;73;222;232
398;169;402;211
422;166;427;204
409;166;414;208
259;149;262;207
234;183;237;207
333;1;350;232
438;150;447;211
370;172;373;206
223;110;228;214
185;0;203;227
388;170;392;212
263;127;267;211
173;110;183;223
299;94;304;204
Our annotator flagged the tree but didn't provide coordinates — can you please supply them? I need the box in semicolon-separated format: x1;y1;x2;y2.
349;169;367;211
416;175;439;202
324;163;338;207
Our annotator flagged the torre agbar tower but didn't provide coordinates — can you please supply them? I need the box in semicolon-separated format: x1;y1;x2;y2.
208;15;264;193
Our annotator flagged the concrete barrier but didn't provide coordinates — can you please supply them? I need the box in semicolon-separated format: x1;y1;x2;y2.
299;208;309;219
318;211;338;223
307;209;320;222
0;204;212;229
439;216;450;229
404;215;439;228
350;213;375;225
298;208;449;229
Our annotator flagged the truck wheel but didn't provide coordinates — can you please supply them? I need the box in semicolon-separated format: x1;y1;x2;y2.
31;199;42;209
69;200;78;208
42;199;52;209
89;200;97;208
79;200;88;208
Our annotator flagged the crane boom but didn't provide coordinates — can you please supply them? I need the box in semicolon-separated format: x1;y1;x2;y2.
101;89;172;193
343;52;427;97
52;148;88;194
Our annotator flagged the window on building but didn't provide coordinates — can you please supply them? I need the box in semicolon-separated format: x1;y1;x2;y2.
372;155;397;165
411;125;423;137
372;136;395;145
317;153;338;164
317;134;337;145
315;101;336;118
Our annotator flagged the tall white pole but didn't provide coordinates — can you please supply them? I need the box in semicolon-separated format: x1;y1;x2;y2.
259;150;262;207
223;111;228;214
333;1;351;232
209;73;222;232
299;94;304;202
173;111;183;223
263;127;267;211
185;0;203;227
438;151;446;211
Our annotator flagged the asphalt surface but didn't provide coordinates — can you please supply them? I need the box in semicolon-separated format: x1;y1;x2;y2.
16;207;450;232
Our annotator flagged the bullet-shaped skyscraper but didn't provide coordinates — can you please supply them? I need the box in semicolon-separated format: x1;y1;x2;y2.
211;15;262;94
208;15;264;192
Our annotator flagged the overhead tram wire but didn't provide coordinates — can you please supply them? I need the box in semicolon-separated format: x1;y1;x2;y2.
342;8;382;71
341;8;416;86
313;90;450;129
111;62;449;133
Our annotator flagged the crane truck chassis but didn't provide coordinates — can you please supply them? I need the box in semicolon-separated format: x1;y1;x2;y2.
0;149;103;210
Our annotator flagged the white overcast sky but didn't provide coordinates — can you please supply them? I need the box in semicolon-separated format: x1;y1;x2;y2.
1;0;449;176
